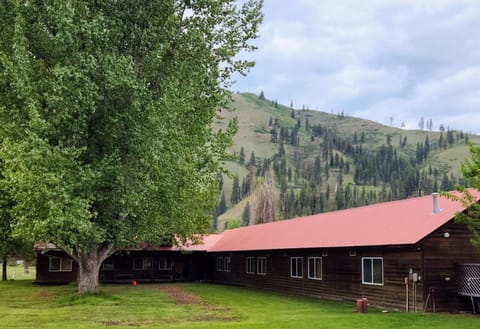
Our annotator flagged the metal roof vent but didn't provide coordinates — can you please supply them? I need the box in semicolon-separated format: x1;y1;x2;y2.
432;193;441;214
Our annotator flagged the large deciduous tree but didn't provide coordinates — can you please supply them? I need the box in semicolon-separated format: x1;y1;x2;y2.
0;0;262;294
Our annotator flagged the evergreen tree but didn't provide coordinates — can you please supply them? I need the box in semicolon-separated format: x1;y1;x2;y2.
230;177;241;205
241;177;247;198
239;147;245;165
447;129;454;147
218;190;227;215
419;117;424;130
249;151;256;167
271;126;278;143
242;202;251;226
314;156;322;184
259;90;265;101
424;136;430;159
218;173;224;191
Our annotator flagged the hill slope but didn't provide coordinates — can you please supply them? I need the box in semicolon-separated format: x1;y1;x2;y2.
213;92;480;230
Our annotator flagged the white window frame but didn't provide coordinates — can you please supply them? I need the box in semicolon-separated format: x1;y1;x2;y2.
159;257;173;270
246;257;255;274
133;257;153;271
257;257;267;275
308;257;322;280
216;257;223;271
290;257;303;278
361;257;384;286
102;256;115;271
224;257;231;272
48;256;72;272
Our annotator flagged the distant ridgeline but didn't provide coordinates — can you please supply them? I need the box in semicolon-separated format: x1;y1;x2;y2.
212;92;475;231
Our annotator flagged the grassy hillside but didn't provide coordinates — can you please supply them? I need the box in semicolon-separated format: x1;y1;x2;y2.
214;92;480;230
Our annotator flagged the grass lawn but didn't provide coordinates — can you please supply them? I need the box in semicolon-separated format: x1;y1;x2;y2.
0;280;479;329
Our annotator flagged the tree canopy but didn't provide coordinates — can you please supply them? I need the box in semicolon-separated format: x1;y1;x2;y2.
0;0;262;293
448;143;480;249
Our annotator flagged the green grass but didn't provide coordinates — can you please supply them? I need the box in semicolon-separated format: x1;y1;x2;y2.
0;280;478;329
2;265;36;281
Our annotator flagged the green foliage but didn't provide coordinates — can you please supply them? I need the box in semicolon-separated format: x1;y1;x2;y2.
225;218;242;229
447;142;480;248
242;202;251;226
0;0;262;289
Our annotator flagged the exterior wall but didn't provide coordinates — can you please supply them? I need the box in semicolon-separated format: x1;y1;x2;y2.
36;250;210;284
421;220;480;313
36;251;78;284
211;246;423;311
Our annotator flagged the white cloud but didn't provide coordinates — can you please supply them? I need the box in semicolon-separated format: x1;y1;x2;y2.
233;0;480;133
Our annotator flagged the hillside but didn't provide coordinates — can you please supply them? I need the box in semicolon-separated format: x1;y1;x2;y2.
212;92;480;231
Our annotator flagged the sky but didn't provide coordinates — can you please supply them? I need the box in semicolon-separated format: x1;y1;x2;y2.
232;0;480;134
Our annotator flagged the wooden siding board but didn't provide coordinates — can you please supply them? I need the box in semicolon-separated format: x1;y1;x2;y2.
421;220;480;313
211;246;423;311
35;252;78;284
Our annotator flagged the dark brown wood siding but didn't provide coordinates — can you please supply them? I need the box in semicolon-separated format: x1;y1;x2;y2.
211;246;423;311
98;251;211;282
36;251;78;284
36;250;210;284
421;219;480;313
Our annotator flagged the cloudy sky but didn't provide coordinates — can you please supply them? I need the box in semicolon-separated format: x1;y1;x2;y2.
233;0;480;134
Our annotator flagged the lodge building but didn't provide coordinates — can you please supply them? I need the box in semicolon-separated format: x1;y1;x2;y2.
36;193;480;313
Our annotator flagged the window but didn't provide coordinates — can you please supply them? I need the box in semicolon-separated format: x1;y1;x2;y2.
246;257;255;274
102;257;115;271
216;257;230;272
224;257;231;272
308;257;322;280
216;257;224;271
362;257;383;285
134;257;153;270
159;257;173;270
49;256;61;272
48;256;72;272
290;257;303;278
257;257;267;275
143;257;153;270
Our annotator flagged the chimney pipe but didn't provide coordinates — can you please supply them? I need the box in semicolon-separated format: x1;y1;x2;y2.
432;193;440;214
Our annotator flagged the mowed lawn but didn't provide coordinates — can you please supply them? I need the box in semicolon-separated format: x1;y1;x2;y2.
0;278;479;329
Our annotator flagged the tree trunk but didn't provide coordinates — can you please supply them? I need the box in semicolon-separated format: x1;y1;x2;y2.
23;260;30;275
73;244;114;295
2;257;7;281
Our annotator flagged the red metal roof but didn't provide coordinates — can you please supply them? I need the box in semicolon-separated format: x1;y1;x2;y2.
35;192;477;254
208;193;474;252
